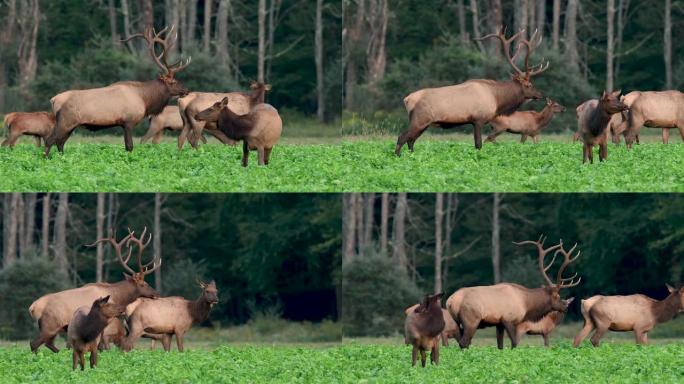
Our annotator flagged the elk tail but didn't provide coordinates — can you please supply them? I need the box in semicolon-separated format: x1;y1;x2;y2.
3;113;16;137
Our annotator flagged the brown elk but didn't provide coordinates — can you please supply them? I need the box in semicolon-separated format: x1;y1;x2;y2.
578;90;628;163
28;228;161;353
178;82;271;149
515;297;573;346
194;97;282;167
486;98;565;143
44;26;191;157
404;293;445;367
123;279;219;352
625;90;684;148
2;112;55;148
574;99;633;145
573;285;684;347
67;296;125;370
446;235;581;349
395;28;548;155
140;105;234;145
405;304;460;347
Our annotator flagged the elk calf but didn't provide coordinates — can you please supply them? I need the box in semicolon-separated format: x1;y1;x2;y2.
573;285;684;347
578;90;627;163
67;296;125;370
515;298;573;346
124;280;219;352
2;112;55;148
405;304;460;347
404;293;445;367
486;98;565;143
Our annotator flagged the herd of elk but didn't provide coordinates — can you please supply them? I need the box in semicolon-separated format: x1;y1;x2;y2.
486;98;565;144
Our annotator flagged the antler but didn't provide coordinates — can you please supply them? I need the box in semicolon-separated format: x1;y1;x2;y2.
477;27;549;78
125;227;161;276
87;229;135;275
122;25;192;77
476;27;525;77
513;234;562;287
553;241;582;288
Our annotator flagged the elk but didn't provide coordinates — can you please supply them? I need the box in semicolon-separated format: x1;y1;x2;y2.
140;105;234;145
2;112;55;148
515;297;573;346
446;235;581;349
625;90;684;148
404;293;445;367
44;26;191;157
574;99;632;145
67;296;125;370
178;82;271;149
99;318;126;350
124;279;219;352
395;28;548;155
486;98;565;143
194;96;282;167
28;228;161;353
573;285;684;347
578;90;628;163
405;304;460;347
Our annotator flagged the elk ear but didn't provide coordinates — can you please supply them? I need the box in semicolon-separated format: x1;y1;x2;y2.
220;97;229;107
265;84;272;91
666;283;676;293
612;89;622;98
565;297;575;305
601;90;609;99
100;295;110;304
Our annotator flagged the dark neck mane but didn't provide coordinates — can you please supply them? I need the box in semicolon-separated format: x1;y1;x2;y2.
188;295;212;324
218;107;255;140
80;308;109;343
490;80;526;116
587;101;614;136
521;287;554;322
138;79;172;117
104;280;139;306
653;293;681;324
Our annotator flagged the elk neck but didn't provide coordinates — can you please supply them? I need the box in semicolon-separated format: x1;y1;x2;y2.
139;79;172;117
536;105;556;128
521;288;555;322
587;100;614;136
416;303;446;338
80;307;110;343
652;293;681;324
491;80;526;116
218;108;255;140
547;311;565;325
108;279;144;305
188;295;213;324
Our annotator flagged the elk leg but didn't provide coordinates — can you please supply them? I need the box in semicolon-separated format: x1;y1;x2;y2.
599;143;608;162
662;128;670;144
520;134;528;143
431;344;440;365
175;331;184;352
162;334;171;352
264;147;273;165
34;136;42;147
123;123;134;152
140;125;160;144
590;326;608;347
420;349;426;368
473;122;483;150
485;128;506;143
542;333;550;347
533;135;539;144
257;147;266;166
2;131;20;148
90;349;98;368
573;322;594;347
72;350;78;370
634;329;648;345
78;351;85;370
496;325;505;349
502;321;519;349
411;345;417;367
441;332;448;347
242;141;249;167
458;321;479;349
678;126;684;141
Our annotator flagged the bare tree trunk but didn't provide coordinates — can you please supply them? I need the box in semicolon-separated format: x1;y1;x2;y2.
363;193;374;249
16;0;40;94
179;0;188;51
96;193;105;282
342;194;357;264
257;0;266;82
392;193;407;269
16;194;25;258
315;0;325;121
491;193;501;283
564;0;578;71
456;0;468;45
154;193;163;291
614;0;627;81
24;193;36;256
203;0;212;52
606;0;615;92
434;193;444;294
380;193;389;255
41;193;50;259
0;0;16;112
536;0;545;40
443;193;457;284
266;0;281;82
355;194;365;253
187;0;197;48
528;0;536;34
54;193;69;277
366;0;388;88
552;0;560;50
470;0;484;52
105;193;116;280
122;0;134;51
518;0;529;40
108;0;119;45
344;0;365;109
215;0;231;72
3;194;19;267
141;0;153;30
486;0;502;53
665;0;672;89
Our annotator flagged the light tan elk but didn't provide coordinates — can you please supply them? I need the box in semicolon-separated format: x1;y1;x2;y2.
194;97;282;166
396;28;548;154
140;105;233;145
28;228;161;353
124;279;219;352
405;303;460;347
573;285;684;347
446;235;581;349
486;98;565;143
625;90;684;147
67;296;125;370
578;90;628;163
404;293;445;367
45;26;191;156
177;82;271;149
515;297;573;346
2;111;55;147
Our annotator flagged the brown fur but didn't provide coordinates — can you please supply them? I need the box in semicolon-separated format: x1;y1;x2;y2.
99;318;126;350
487;98;565;143
67;296;125;370
404;293;446;367
405;304;460;347
515;297;574;346
625;90;684;147
124;280;218;352
579;90;628;163
573;285;684;347
2;112;55;148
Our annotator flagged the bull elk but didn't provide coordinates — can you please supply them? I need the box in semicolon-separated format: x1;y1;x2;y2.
67;296;125;370
395;28;548;155
486;98;565;143
515;297;573;347
123;279;219;352
446;235;581;349
45;26;191;157
573;284;684;347
404;293;445;367
28;228;161;353
2;112;55;148
625;90;684;147
578;90;628;163
140;105;234;145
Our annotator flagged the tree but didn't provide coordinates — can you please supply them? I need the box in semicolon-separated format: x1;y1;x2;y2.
203;0;212;52
0;0;16;111
380;193;389;255
564;0;579;71
456;0;468;45
434;193;444;293
187;0;197;48
3;194;19;267
664;0;672;89
215;0;231;72
23;193;36;257
258;0;266;82
16;0;40;93
315;0;325;121
552;0;561;50
108;0;118;45
606;0;616;91
392;192;407;270
342;194;357;263
96;193;105;282
365;0;388;88
154;193;163;291
41;193;50;259
492;193;501;283
54;193;69;277
470;0;484;52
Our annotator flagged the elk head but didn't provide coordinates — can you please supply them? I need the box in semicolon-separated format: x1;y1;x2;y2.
477;28;549;100
87;227;162;299
600;90;628;115
514;235;582;313
195;97;229;122
123;26;191;97
547;98;566;113
665;284;684;313
415;293;444;314
92;296;126;318
197;278;219;307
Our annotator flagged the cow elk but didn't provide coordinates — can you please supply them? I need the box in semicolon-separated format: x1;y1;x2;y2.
2;112;55;148
578;90;628;163
45;26;191;157
124;279;219;352
396;28;548;154
140;105;233;145
405;303;460;347
515;297;573;346
194;95;282;167
574;99;632;145
28;228;161;353
486;98;565;143
67;296;125;370
625;90;684;147
404;293;446;367
446;235;581;349
573;284;684;347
